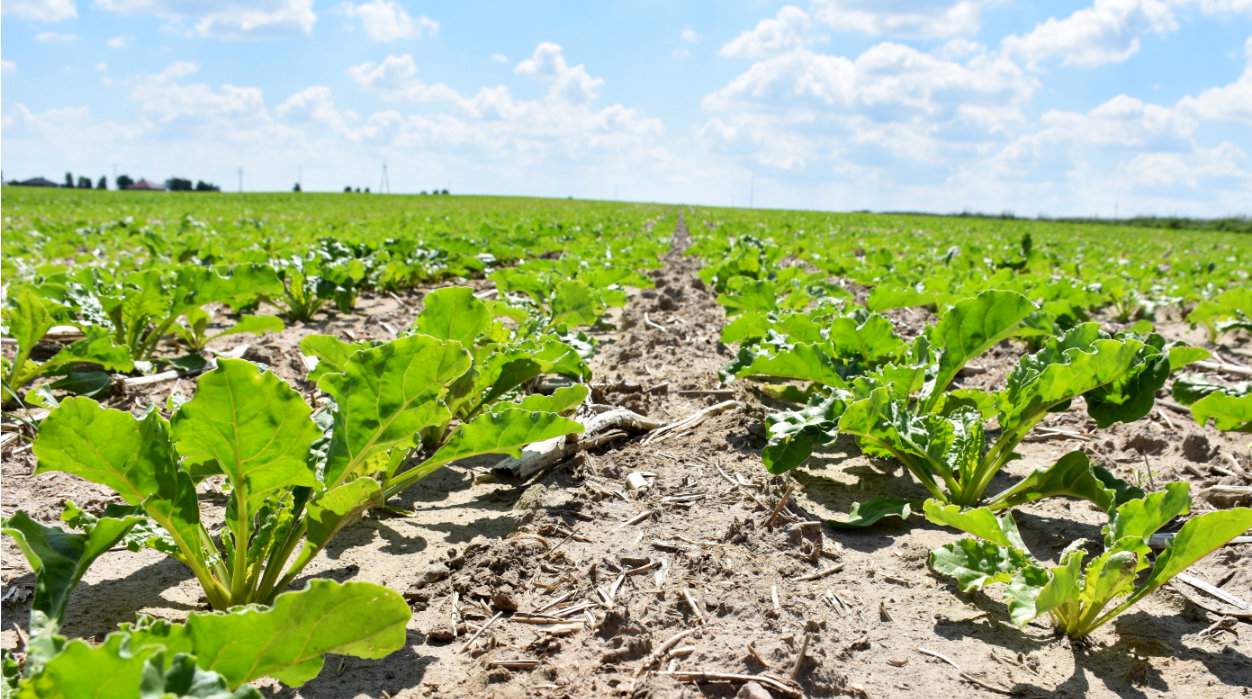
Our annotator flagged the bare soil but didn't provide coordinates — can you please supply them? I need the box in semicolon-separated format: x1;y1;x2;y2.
3;215;1251;698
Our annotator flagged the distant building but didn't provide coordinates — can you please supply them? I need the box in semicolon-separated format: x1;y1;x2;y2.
126;179;166;191
10;176;59;187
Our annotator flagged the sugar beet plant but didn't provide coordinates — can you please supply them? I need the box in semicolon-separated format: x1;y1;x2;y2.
733;290;1205;525
924;485;1252;638
3;286;589;611
2;581;410;697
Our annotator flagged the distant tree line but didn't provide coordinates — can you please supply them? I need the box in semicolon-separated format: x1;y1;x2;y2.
6;172;221;192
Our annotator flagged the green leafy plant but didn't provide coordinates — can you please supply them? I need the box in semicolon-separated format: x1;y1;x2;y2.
2;289;132;407
7;290;587;610
924;485;1252;638
746;290;1203;526
3;580;409;697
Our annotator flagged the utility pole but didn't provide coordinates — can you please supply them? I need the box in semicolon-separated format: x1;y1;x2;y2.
379;162;390;194
237;167;243;193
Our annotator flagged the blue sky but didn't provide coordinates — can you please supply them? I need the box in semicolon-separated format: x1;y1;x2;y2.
2;1;1250;216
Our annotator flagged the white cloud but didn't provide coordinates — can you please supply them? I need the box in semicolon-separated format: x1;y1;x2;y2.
2;0;75;21
343;0;438;43
811;0;990;38
95;0;316;39
1002;0;1178;68
706;43;1035;116
681;27;701;43
106;34;132;48
514;42;604;102
131;62;271;128
720;6;817;59
1119;142;1247;189
2;59;16;74
36;31;79;42
490;53;509;64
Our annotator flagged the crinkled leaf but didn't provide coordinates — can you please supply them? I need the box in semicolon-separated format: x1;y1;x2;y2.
319;335;471;485
140;653;263;698
929;537;1032;592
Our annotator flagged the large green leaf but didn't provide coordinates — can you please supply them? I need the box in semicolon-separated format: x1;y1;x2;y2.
515;383;589;414
2;288;56;388
319;335;471;485
38;327;134;378
927;290;1035;404
171;359;320;507
34;398;169;505
2;509;142;622
984;451;1139;512
1132;507;1252;601
1105;481;1191;549
298;334;374;383
414;286;494;346
133;580;410;689
22;634;157;698
923;500;1017;547
206;315;284;344
733;343;847;387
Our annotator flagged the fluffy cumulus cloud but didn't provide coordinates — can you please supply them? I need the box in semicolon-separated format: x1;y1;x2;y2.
343;0;438;42
695;1;1252;214
514;43;604;102
95;0;316;39
1002;0;1179;68
2;0;75;21
720;5;818;58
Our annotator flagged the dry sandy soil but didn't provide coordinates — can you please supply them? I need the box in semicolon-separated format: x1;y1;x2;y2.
2;215;1251;698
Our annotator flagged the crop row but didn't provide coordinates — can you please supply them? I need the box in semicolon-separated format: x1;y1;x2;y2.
687;207;1251;640
0;192;669;696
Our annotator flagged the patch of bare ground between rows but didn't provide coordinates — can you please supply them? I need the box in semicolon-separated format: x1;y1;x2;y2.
3;215;1250;699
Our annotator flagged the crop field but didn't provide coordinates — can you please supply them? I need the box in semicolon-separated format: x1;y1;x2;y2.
2;186;1251;698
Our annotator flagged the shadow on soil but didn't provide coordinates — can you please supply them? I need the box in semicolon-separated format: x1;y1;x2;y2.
272;631;433;699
